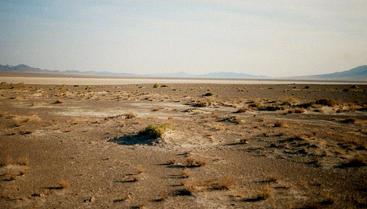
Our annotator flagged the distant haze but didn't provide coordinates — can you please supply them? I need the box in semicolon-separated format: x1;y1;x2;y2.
0;0;366;76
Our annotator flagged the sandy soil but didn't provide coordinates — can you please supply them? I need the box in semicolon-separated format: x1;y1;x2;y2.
0;81;366;209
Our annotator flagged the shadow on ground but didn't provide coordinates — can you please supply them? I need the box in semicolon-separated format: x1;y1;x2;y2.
109;134;159;145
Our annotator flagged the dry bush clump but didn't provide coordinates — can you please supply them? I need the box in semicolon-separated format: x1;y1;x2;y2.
153;83;160;88
138;124;169;139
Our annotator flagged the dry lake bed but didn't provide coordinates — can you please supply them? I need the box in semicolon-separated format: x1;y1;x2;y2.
0;77;366;208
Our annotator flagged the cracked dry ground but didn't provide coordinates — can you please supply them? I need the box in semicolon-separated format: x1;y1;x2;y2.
0;82;367;209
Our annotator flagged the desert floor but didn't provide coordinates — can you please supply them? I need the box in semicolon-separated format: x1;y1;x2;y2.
0;81;366;209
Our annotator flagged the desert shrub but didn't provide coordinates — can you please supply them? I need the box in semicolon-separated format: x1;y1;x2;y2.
153;83;160;88
138;124;168;139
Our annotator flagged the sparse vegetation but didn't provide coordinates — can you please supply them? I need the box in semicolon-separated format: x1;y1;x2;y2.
138;124;169;139
153;83;160;88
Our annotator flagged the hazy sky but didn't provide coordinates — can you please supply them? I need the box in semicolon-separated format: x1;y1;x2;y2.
0;0;366;76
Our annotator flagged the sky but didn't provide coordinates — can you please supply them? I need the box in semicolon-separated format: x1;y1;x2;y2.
0;0;366;76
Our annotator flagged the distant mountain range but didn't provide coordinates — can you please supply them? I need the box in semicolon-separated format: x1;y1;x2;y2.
0;64;366;81
293;65;367;81
0;64;134;77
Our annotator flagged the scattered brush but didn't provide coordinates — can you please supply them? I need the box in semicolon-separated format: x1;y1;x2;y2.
153;83;160;88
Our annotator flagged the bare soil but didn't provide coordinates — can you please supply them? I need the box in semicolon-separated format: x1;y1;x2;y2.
0;81;366;208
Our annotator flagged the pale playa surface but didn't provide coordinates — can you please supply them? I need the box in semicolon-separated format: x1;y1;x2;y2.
0;76;365;85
